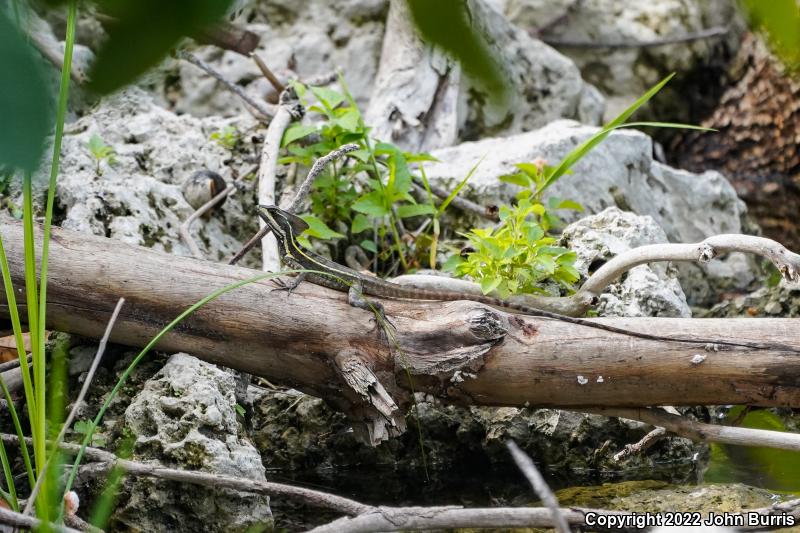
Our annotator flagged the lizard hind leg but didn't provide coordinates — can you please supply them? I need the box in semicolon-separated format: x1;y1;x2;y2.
347;283;397;333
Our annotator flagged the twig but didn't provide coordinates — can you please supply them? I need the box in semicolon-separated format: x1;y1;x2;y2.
0;506;81;533
194;21;260;56
579;234;800;299
534;0;584;37
612;427;667;462
586;407;800;451
543;25;729;49
180;165;256;260
307;506;628;533
229;143;360;265
22;298;125;516
0;354;31;373
227;226;270;266
176;49;275;121
506;441;570;533
250;52;286;93
180;184;235;259
257;99;298;271
287;143;360;214
411;179;499;221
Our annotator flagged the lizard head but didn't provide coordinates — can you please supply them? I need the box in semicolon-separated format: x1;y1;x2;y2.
256;205;309;248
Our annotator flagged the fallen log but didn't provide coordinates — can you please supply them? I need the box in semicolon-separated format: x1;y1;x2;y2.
1;220;800;442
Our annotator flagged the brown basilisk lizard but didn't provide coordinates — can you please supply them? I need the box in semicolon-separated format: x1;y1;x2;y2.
257;205;797;353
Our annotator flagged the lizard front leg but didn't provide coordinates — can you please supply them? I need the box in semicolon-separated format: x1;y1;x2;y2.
347;280;397;333
272;255;306;296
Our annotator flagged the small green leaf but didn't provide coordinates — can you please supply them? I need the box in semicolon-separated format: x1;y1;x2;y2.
282;124;318;147
396;203;437;218
351;213;372;234
0;10;53;172
352;191;390;217
480;277;502;295
499;172;532;188
360;240;378;253
441;254;464;272
309;85;345;110
554;199;584;211
299;214;345;240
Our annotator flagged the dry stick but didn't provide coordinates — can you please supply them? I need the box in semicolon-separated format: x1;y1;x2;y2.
229;143;360;266
307;506;628;533
1;433;372;517
251;52;286;93
257;104;295;272
27;25;87;84
543;25;729;49
506;441;570;533
21;298;126;517
287;143;360;214
410;179;499;221
180;165;257;260
180;184;237;260
587;407;800;451
176;49;276;121
0;354;31;373
396;233;800;318
579;234;800;298
613;427;667;462
0;506;82;533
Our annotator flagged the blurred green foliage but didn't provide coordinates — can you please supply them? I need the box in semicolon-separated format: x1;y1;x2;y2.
86;0;234;94
407;0;510;103
0;8;53;172
741;0;800;70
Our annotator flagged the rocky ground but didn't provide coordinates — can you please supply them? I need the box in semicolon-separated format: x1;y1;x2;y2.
3;0;799;531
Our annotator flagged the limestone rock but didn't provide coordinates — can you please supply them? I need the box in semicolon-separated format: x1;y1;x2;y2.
51;87;263;266
113;353;272;532
501;0;745;121
426;120;754;304
562;207;690;317
153;0;390;117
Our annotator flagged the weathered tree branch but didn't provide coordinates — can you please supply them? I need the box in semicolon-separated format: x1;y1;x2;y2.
395;233;800;317
2;220;800;432
176;49;275;121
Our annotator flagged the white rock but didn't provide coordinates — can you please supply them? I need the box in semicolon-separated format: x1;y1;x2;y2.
52;88;262;265
503;0;744;118
562;207;691;317
117;353;272;531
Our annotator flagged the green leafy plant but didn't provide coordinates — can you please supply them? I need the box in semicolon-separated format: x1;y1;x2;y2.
446;197;581;298
87;134;117;176
446;74;713;298
210;125;240;151
0;0;78;522
281;79;440;273
73;420;107;447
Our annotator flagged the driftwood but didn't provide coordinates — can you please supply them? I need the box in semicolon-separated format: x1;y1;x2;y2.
2;220;800;443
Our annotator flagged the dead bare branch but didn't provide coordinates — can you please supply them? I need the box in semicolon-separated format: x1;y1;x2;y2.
506;440;570;533
22;298;125;516
542;25;729;49
176;49;275;121
589;407;800;451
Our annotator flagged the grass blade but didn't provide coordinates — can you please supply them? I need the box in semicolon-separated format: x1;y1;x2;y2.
436;155;484;216
539;73;676;193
